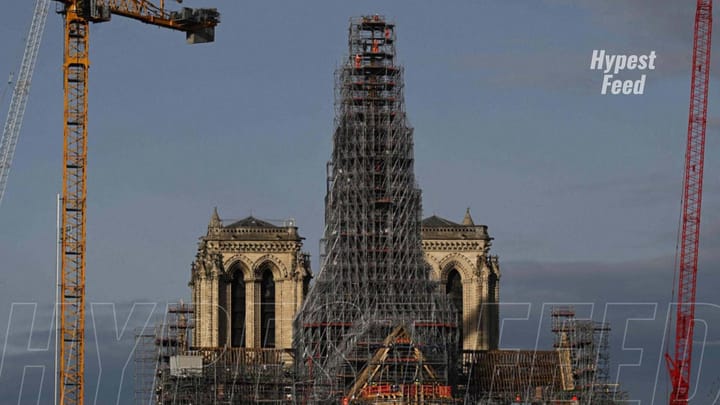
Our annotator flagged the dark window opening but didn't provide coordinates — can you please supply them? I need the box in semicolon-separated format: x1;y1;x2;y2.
231;273;246;347
261;268;275;348
446;269;463;351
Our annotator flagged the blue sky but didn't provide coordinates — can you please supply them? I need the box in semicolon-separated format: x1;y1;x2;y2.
1;1;720;403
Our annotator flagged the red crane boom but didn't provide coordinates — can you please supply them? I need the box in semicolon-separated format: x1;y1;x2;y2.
665;1;712;403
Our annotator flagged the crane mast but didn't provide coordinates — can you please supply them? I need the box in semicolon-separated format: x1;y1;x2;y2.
0;0;50;208
55;1;219;404
666;1;712;403
59;5;89;403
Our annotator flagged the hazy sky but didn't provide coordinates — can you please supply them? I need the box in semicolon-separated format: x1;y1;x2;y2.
1;1;720;403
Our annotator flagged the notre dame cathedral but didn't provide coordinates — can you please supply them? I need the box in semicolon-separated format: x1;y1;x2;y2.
190;207;500;355
145;16;620;404
141;15;626;404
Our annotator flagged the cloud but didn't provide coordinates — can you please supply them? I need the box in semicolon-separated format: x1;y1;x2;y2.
0;300;167;404
2;253;720;404
558;0;720;82
546;171;680;206
453;0;720;92
545;0;695;44
453;48;597;93
450;43;693;95
501;251;720;403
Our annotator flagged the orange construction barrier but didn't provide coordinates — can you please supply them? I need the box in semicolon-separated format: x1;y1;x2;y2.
437;385;452;398
362;383;452;399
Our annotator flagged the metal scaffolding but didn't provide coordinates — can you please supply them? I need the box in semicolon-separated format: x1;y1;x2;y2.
135;328;160;405
154;347;293;404
139;303;296;404
551;306;621;404
293;15;458;403
135;303;194;405
454;307;625;404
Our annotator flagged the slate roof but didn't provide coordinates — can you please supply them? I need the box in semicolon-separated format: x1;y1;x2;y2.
468;350;567;396
225;216;278;229
421;215;462;228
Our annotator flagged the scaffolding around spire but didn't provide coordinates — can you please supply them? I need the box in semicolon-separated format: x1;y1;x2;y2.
293;14;459;403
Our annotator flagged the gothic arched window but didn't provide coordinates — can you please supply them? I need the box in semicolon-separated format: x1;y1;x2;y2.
446;268;463;351
260;268;276;348
231;273;246;347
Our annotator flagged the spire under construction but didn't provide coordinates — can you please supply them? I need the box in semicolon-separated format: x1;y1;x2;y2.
294;15;458;403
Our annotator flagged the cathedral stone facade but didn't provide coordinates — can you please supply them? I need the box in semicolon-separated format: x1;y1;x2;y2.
190;209;311;353
190;208;499;353
421;208;500;351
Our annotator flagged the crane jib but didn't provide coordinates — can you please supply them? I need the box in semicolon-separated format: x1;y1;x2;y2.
0;0;50;208
667;1;712;404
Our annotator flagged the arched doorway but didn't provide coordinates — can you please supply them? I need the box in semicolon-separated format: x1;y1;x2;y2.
260;268;275;348
446;268;463;351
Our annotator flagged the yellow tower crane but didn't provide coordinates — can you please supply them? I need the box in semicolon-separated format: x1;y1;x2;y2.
54;1;219;404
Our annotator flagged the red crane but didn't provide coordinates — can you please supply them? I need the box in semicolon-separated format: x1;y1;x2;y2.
665;0;712;403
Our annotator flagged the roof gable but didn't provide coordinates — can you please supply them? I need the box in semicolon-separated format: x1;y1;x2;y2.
421;215;461;228
225;216;278;229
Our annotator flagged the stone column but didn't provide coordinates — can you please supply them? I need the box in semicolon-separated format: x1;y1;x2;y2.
275;279;285;350
462;278;477;351
208;273;219;347
194;274;216;348
479;265;491;350
245;279;258;348
191;276;200;346
218;279;231;347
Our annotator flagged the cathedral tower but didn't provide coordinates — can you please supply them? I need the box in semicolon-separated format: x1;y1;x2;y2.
190;209;311;355
422;209;501;351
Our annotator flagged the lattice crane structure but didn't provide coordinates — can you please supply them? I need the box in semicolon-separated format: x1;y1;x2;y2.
665;1;712;404
53;2;219;404
0;0;50;208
